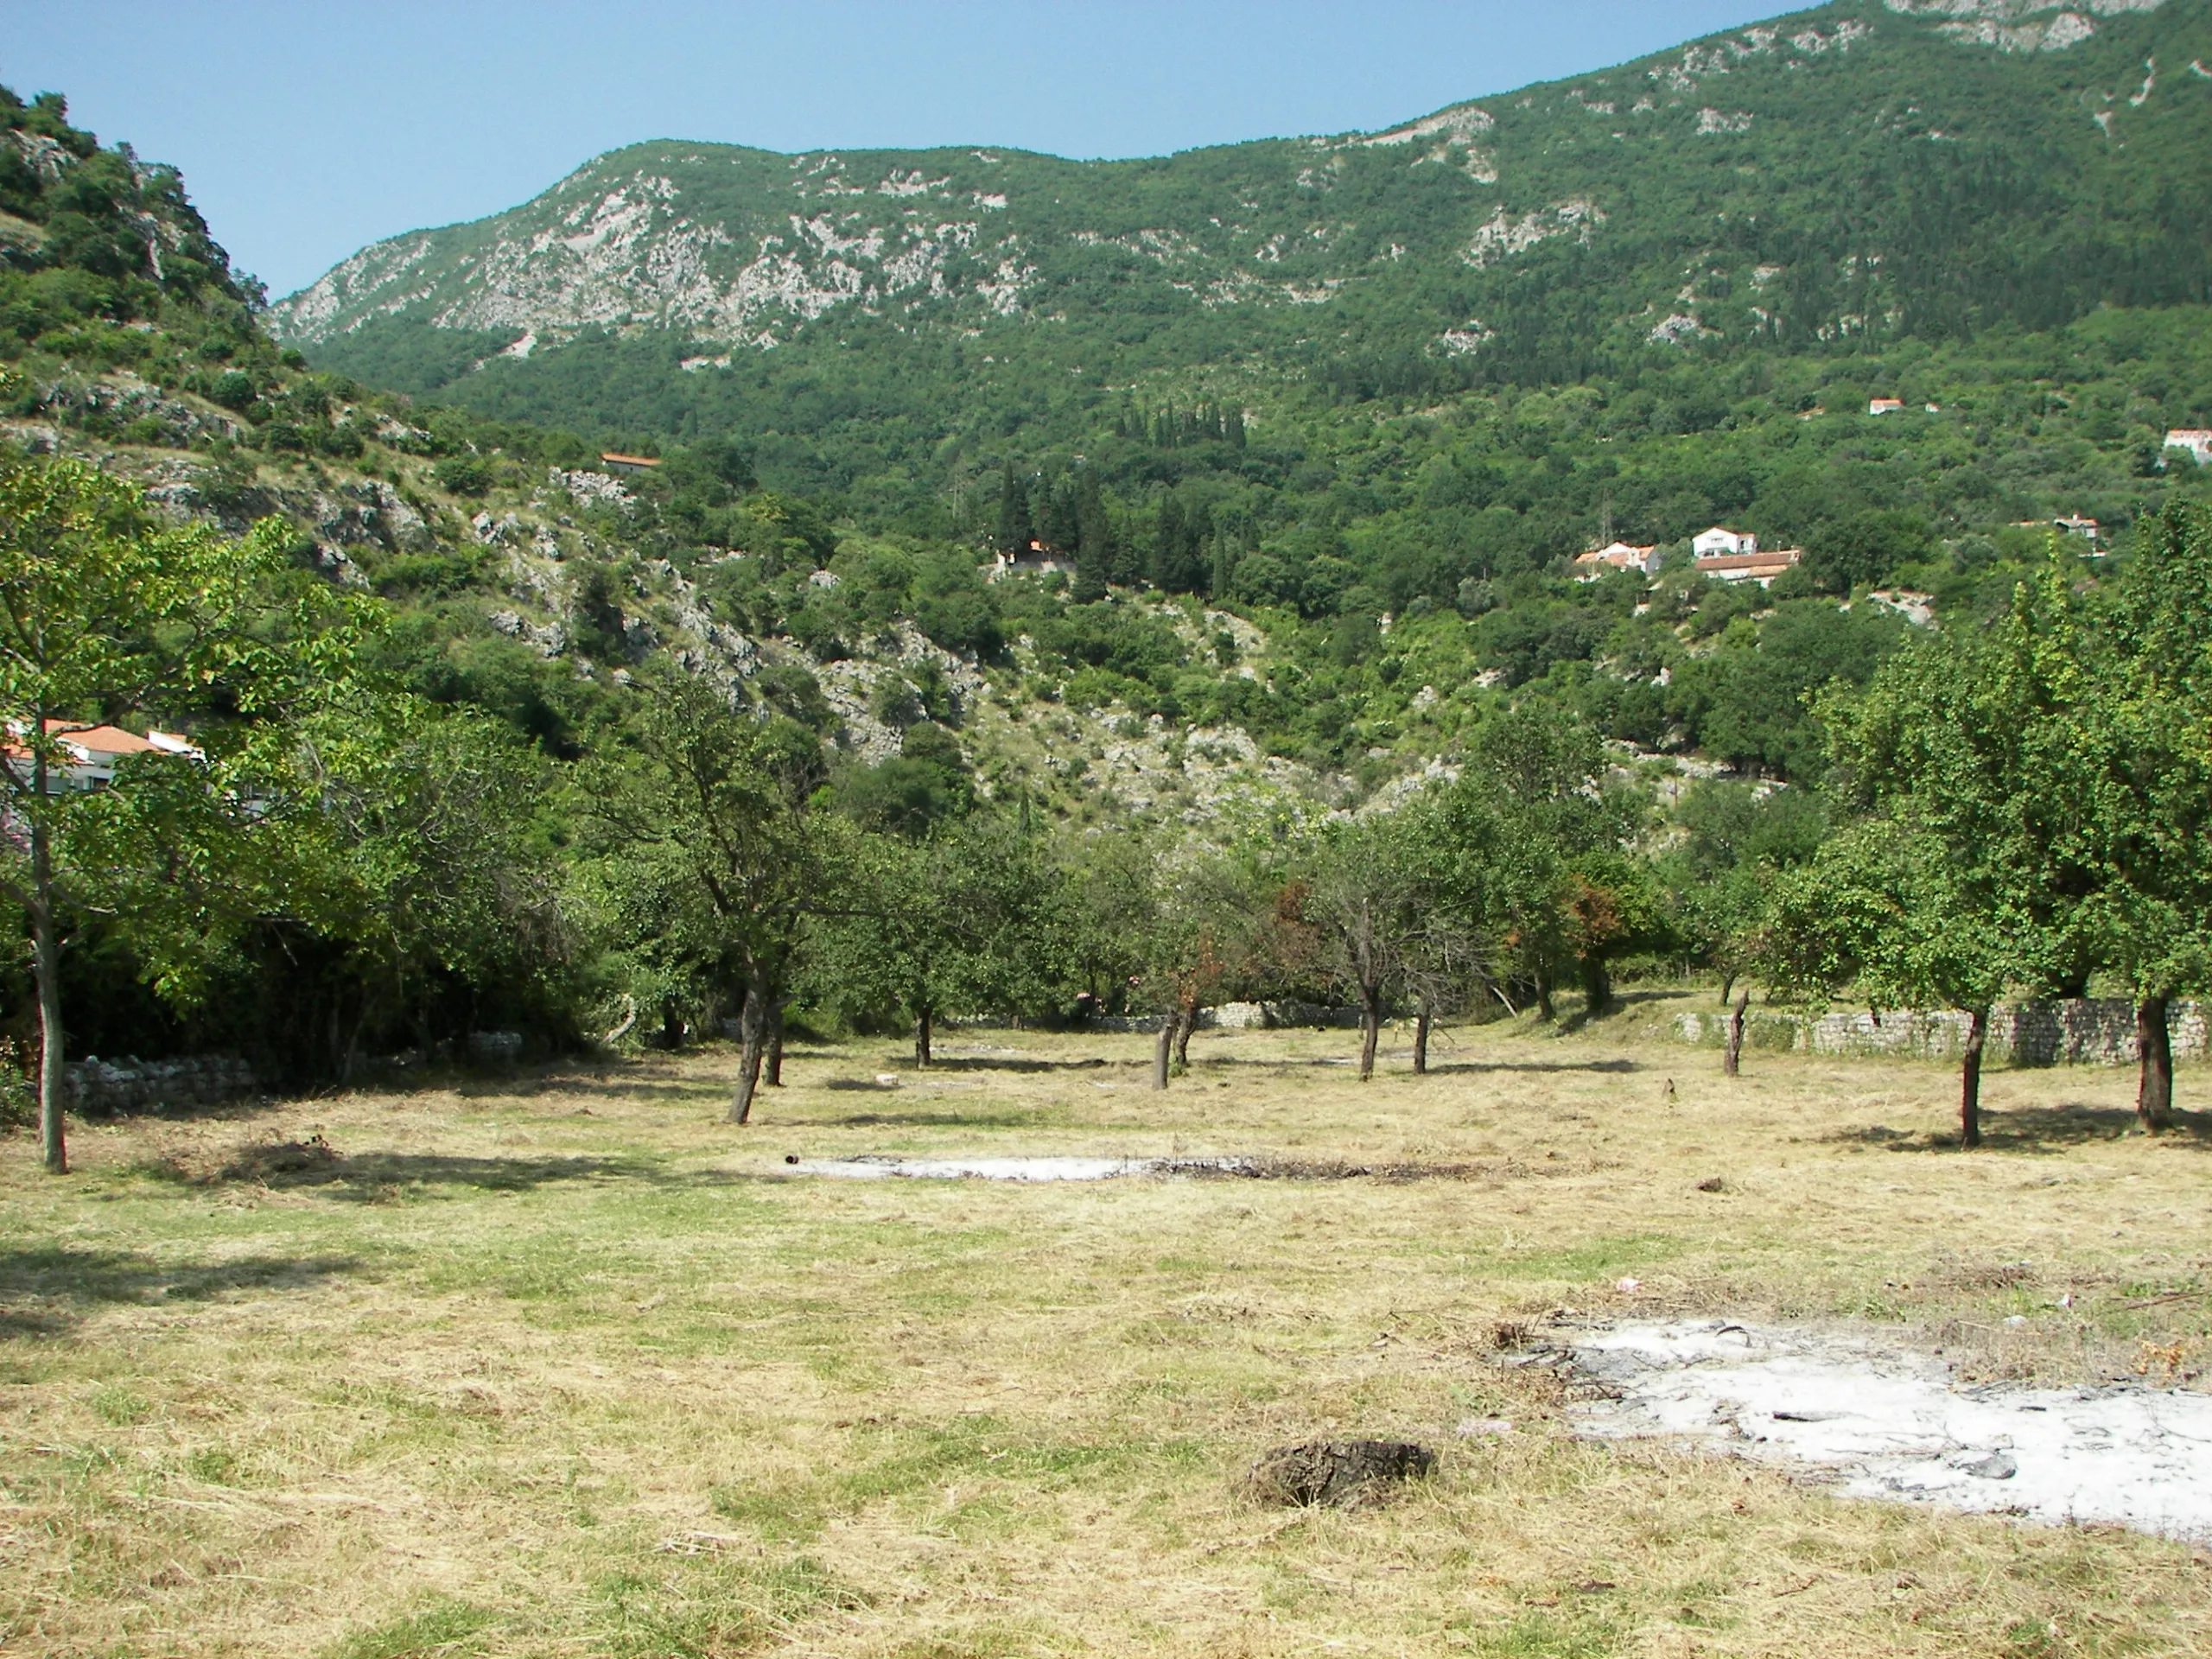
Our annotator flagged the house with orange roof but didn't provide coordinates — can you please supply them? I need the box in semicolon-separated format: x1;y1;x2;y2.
1571;541;1660;582
3;721;200;793
1696;548;1802;588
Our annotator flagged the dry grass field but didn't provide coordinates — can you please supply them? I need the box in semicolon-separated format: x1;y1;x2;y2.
3;996;2209;1658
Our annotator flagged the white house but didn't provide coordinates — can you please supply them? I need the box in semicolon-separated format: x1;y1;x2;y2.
3;721;200;793
985;540;1076;582
2164;429;2212;466
1571;542;1659;582
1693;526;1758;561
1868;397;1906;416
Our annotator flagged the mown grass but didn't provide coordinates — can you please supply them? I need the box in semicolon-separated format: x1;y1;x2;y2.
1;997;2208;1656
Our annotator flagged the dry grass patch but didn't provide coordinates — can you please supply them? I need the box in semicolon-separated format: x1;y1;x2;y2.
0;1004;2209;1655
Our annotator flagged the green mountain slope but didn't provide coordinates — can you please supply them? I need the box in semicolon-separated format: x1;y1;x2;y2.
278;0;2210;442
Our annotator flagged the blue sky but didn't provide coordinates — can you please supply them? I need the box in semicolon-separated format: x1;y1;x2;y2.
6;1;1795;299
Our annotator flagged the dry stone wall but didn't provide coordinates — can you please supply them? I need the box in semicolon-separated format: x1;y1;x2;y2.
1674;999;2206;1064
63;1056;257;1114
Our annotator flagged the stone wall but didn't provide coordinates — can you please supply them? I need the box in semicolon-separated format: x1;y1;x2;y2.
1673;999;2206;1065
63;1055;257;1114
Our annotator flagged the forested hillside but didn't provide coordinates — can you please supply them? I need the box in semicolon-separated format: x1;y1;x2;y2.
5;3;2212;1172
276;0;2212;546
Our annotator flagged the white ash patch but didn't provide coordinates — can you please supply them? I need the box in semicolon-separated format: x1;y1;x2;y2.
786;1154;1162;1183
1568;1320;2212;1546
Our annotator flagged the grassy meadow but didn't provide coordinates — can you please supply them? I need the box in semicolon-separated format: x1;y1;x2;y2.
3;999;2209;1658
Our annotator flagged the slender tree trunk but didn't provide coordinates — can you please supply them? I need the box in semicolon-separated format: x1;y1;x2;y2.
1357;988;1382;1081
1960;1006;1989;1150
729;982;768;1125
1152;1019;1171;1090
29;741;66;1173
1172;1000;1197;1070
2136;993;2174;1135
1535;973;1555;1024
1719;971;1737;1008
1491;981;1517;1018
32;891;66;1175
1722;984;1750;1078
1413;1007;1432;1076
766;1004;785;1088
914;1007;933;1069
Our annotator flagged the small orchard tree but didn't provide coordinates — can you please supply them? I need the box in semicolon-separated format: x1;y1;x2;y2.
1770;818;2032;1147
0;458;356;1173
580;673;827;1123
2080;504;2212;1132
810;815;1072;1068
1788;582;2075;1147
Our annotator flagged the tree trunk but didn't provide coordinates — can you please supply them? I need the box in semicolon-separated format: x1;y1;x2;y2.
1152;1019;1171;1090
914;1007;933;1069
1719;971;1738;1008
1722;985;1750;1078
2137;994;2174;1135
1959;1006;1989;1150
1357;988;1382;1081
1581;954;1612;1015
1173;1001;1197;1070
728;982;769;1125
1413;1008;1432;1076
766;1004;785;1088
31;871;66;1175
1535;974;1555;1023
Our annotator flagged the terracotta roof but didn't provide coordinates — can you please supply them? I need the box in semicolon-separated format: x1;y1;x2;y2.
599;452;662;467
49;721;162;754
1697;549;1802;574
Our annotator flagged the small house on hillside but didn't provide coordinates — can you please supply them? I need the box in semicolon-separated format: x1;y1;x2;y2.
1868;397;1906;416
1696;548;1802;588
3;721;200;793
1572;542;1659;582
985;540;1076;582
599;453;662;476
1693;526;1758;560
2164;429;2212;466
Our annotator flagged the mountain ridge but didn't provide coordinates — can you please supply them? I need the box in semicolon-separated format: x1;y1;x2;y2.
273;0;2204;382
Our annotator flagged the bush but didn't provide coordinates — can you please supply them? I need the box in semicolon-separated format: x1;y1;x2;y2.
434;455;492;496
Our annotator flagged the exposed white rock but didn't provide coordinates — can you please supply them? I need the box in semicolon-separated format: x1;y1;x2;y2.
1357;104;1495;147
1697;107;1755;134
1464;200;1605;267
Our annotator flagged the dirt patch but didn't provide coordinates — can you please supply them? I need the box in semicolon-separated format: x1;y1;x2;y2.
1562;1319;2212;1545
